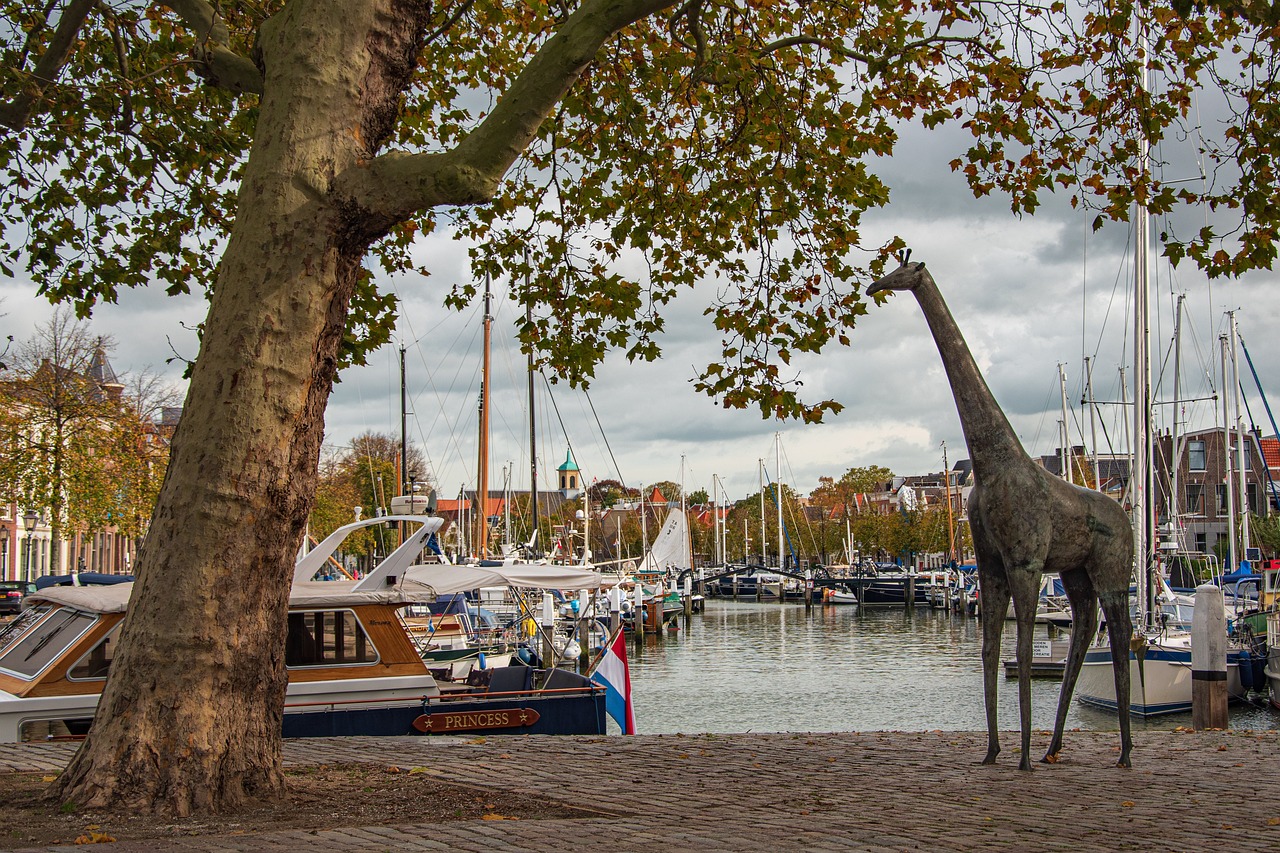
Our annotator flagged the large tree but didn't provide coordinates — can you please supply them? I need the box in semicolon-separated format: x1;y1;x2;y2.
2;0;1277;818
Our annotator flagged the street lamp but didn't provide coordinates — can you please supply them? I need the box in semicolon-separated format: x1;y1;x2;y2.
0;526;8;581
22;509;38;584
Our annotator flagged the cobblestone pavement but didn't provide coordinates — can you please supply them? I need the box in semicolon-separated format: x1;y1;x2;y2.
2;728;1277;852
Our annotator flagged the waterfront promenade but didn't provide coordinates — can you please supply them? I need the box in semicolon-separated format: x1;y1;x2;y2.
2;728;1276;851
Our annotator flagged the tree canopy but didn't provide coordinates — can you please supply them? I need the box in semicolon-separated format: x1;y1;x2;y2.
5;2;1277;420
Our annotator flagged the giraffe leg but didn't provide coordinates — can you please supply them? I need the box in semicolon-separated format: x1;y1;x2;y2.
975;559;1008;766
1008;567;1043;772
1100;589;1134;768
1043;570;1098;763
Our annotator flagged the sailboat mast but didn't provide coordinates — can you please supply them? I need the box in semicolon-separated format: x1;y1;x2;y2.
1169;295;1185;551
400;345;408;496
713;473;722;565
1221;330;1237;571
775;433;784;573
758;460;766;567
1059;363;1072;484
1132;16;1155;630
476;272;492;558
1229;312;1251;564
399;344;409;545
1085;356;1102;488
527;300;539;557
943;441;956;563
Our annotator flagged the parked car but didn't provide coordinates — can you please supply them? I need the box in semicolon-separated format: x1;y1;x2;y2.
0;581;36;616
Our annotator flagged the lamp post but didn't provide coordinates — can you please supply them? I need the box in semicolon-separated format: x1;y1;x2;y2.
0;526;8;581
22;509;38;584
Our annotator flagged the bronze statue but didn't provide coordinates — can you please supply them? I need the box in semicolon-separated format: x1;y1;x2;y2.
869;254;1134;769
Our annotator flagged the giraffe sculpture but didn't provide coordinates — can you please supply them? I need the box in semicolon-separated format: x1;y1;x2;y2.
868;255;1135;769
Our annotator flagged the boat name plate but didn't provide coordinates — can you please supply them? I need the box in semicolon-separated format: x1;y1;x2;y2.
413;708;541;733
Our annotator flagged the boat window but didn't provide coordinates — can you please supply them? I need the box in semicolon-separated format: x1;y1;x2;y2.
0;605;53;656
285;610;378;668
0;608;98;680
67;625;120;681
19;717;93;742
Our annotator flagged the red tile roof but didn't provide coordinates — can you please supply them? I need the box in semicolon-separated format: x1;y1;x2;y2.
1262;437;1280;469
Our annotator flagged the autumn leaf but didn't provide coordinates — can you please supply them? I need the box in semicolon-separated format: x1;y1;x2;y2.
73;832;116;845
1121;801;1135;808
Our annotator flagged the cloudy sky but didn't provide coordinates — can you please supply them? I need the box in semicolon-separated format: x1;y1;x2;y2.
2;122;1276;506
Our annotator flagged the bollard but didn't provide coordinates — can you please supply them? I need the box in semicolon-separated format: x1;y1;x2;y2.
609;587;622;636
541;592;556;670
578;589;591;671
1191;583;1228;730
632;583;645;643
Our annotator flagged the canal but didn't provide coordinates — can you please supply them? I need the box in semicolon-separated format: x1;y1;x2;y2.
624;600;1278;735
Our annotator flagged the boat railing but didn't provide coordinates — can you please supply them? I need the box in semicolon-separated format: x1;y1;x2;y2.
430;685;605;702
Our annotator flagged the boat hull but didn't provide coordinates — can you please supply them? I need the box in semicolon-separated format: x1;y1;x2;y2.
849;576;930;606
1076;643;1245;716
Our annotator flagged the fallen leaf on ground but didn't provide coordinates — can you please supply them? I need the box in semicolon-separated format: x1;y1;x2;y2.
73;831;116;844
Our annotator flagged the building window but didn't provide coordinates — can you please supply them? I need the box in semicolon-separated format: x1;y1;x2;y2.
1185;484;1204;514
1194;532;1207;553
285;610;377;668
1217;484;1229;514
1188;440;1207;471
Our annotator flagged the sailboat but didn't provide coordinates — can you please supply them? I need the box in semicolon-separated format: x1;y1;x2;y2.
1074;32;1244;715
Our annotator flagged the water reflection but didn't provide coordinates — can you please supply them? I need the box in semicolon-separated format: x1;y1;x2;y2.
626;600;1277;735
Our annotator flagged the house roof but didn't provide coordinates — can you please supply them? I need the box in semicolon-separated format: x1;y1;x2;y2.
1261;436;1280;469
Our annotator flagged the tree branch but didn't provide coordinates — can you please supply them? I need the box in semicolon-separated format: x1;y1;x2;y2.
334;0;677;226
163;0;264;95
0;0;96;132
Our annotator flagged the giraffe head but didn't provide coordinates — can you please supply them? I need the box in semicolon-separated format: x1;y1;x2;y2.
867;249;931;296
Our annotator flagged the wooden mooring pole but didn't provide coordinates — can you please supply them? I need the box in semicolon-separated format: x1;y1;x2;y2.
1192;583;1228;730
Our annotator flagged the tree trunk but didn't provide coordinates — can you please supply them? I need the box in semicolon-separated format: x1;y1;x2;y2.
51;0;428;815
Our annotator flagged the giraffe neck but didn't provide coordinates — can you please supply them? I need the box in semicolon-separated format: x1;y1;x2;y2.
911;276;1030;477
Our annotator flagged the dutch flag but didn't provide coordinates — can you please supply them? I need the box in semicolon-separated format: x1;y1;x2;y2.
591;630;637;735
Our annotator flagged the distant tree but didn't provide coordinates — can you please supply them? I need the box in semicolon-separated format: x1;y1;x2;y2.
0;310;166;569
1248;514;1280;559
586;478;637;509
687;488;709;505
308;433;429;561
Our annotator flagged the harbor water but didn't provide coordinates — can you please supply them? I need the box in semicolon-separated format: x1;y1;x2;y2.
625;600;1278;735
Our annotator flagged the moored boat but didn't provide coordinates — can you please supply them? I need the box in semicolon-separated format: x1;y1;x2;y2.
0;516;608;742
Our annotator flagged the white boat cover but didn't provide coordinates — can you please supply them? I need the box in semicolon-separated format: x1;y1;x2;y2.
28;563;605;615
402;563;605;596
28;580;441;613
